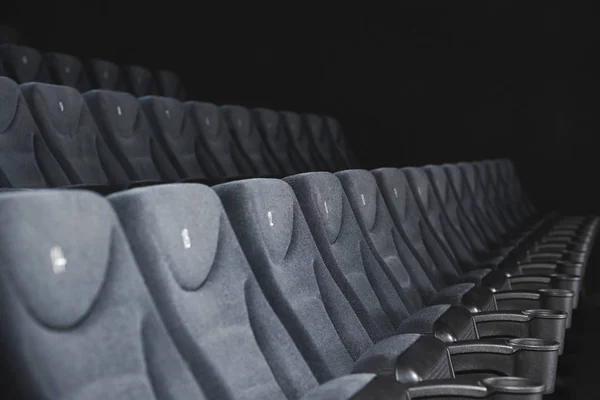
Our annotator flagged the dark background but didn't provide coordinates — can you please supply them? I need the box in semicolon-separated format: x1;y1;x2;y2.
2;1;600;214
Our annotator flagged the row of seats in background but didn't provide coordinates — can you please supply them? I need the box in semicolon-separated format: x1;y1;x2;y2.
0;43;187;99
0;157;595;399
0;75;356;191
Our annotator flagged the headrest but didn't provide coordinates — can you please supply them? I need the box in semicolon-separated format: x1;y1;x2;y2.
109;184;222;291
88;58;122;89
0;44;45;82
140;95;185;139
186;101;223;139
303;113;325;142
280;111;301;139
20;82;85;138
221;105;253;139
286;172;343;244
336;169;379;230
45;52;84;87
215;178;296;264
0;190;114;329
252;108;280;142
84;89;141;139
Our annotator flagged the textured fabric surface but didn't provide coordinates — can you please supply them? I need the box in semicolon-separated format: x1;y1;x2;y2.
323;116;358;169
0;77;69;188
221;105;281;177
155;70;186;101
299;374;376;400
215;178;439;386
0;44;51;84
253;108;297;175
110;183;327;400
301;113;337;171
286;172;411;340
123;65;159;97
338;169;439;307
85;90;178;182
184;101;239;178
86;59;128;91
44;53;91;92
20;82;124;185
280;111;319;173
140;96;206;179
0;189;206;399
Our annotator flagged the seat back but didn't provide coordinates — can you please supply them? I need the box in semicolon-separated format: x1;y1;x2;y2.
155;70;186;101
124;65;159;97
0;190;206;399
402;166;475;274
280;111;319;172
221;105;280;177
109;183;321;400
21;82;123;185
215;178;372;382
85;89;178;182
427;164;490;256
87;59;128;91
44;53;91;92
285;172;411;340
141;96;208;179
0;44;51;84
323;116;358;169
0;77;69;188
302;113;337;171
337;169;439;306
252;108;297;175
186;101;240;178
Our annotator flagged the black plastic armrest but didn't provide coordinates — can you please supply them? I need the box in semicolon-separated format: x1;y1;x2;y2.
493;290;542;310
447;338;560;394
517;262;584;277
407;377;544;399
472;310;567;353
508;275;552;290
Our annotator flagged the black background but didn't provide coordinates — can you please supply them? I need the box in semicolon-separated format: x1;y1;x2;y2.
3;1;600;214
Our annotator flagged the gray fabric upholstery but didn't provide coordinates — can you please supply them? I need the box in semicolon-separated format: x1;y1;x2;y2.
323;116;357;169
155;70;186;101
221;105;281;177
0;189;206;399
252;108;297;175
0;44;51;84
140;96;207;179
186;101;240;178
86;59;128;91
301;114;336;171
85;89;179;182
215;178;443;384
109;183;387;400
123;65;159;97
337;169;442;303
280;111;319;173
20;82;128;185
0;77;69;188
44;53;91;92
285;172;412;337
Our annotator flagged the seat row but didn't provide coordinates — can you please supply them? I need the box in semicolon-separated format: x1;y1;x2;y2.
0;43;186;99
0;160;595;399
0;77;357;191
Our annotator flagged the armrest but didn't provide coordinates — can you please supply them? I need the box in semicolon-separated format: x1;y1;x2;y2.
447;338;560;394
508;275;552;290
472;310;567;353
516;262;583;277
407;377;544;399
462;269;510;292
344;376;545;400
493;290;574;328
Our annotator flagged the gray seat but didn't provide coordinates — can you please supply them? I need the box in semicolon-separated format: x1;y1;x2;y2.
44;52;91;92
280;111;320;173
84;89;180;183
341;168;495;312
0;44;51;84
0;77;69;188
108;183;403;400
123;65;159;97
20;82;128;186
155;70;186;101
252;108;298;176
221;105;282;177
0;189;206;399
140;96;209;179
86;59;128;91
